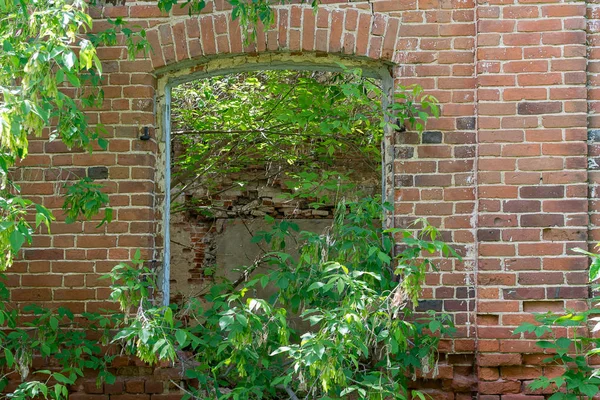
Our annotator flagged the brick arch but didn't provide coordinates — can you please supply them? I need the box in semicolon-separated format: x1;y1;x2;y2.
146;5;401;72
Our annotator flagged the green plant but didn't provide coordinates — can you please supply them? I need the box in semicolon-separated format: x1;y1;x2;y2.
159;66;442;400
170;69;439;217
170;68;385;208
0;0;151;270
0;4;447;399
389;85;440;134
0;196;53;271
515;247;600;399
106;197;457;400
62;178;112;227
102;250;180;364
0;280;119;399
514;311;600;399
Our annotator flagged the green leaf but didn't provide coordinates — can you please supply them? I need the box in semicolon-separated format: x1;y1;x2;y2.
269;346;291;356
104;373;116;385
429;320;441;333
534;326;552;337
591;257;600;281
260;274;270;288
9;230;25;253
219;315;234;330
52;373;73;384
308;282;324;291
236;314;248;327
250;235;263;243
63;52;77;69
337;279;344;294
555;337;571;349
0;222;12;234
56;69;64;84
54;384;63;400
377;251;391;265
4;349;14;368
411;391;427;400
580;384;599;397
66;72;80;87
548;393;566;400
49;316;59;331
163;307;173;327
175;330;187;347
97;137;109;150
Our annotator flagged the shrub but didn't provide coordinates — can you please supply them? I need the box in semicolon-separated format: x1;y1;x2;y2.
106;197;457;400
515;248;600;400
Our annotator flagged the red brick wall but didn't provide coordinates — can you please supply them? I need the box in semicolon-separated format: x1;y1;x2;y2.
8;0;600;397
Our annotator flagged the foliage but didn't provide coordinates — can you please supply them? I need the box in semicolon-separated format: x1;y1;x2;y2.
515;247;600;399
164;69;443;399
0;0;150;270
389;85;439;134
1;0;100;157
102;249;180;364
171;69;439;215
514;312;600;399
0;279;119;400
0;1;450;399
0;0;94;269
0;0;440;266
62;178;112;227
156;0;319;41
170;69;384;209
0;3;153;397
104;198;457;400
0;196;53;271
88;17;151;61
390;221;459;306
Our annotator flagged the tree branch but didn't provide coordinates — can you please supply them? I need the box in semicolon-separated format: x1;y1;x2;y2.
281;385;300;400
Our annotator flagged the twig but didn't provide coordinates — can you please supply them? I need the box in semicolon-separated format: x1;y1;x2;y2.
281;385;300;400
170;239;195;250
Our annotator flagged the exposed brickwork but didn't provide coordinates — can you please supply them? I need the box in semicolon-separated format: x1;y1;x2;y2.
477;0;590;396
7;0;600;397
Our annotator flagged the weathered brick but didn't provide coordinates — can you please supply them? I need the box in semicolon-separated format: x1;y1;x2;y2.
144;381;163;394
520;186;564;198
479;354;523;367
104;382;124;395
457;116;476;130
503;200;540;213
422;130;443;143
87;166;109;180
521;214;564;227
503;288;546;300
546;286;589;299
517;102;561;115
478;229;500;241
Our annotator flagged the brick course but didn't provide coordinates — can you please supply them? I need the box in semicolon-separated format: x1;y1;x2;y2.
7;0;600;397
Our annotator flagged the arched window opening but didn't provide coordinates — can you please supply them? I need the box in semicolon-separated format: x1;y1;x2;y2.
166;67;388;304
